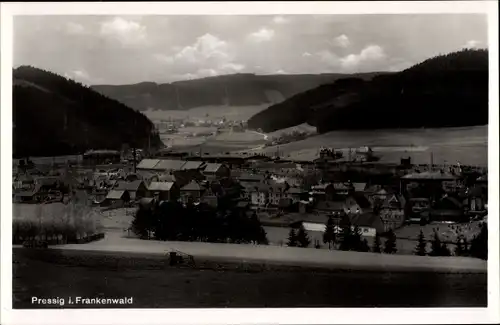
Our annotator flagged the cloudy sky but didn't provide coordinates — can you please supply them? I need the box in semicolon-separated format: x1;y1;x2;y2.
13;14;487;85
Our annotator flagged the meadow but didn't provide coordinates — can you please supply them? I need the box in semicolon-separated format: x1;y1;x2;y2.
13;247;487;308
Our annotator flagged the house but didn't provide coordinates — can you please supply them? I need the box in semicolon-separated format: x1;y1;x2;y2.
180;180;203;203
102;190;130;208
136;159;161;171
314;200;347;215
344;194;372;214
152;159;187;173
367;188;390;205
286;187;309;204
148;181;179;201
311;183;335;201
115;180;149;200
180;161;205;171
467;186;487;213
431;195;465;222
333;182;354;196
267;183;289;206
352;182;367;193
14;185;42;203
378;194;406;232
349;212;385;237
401;171;461;196
202;163;231;179
250;183;271;206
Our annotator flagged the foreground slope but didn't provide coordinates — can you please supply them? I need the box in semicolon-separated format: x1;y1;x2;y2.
91;73;380;111
13;66;162;158
247;49;488;133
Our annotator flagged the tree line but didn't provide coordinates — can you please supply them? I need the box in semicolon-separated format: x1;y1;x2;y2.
131;201;268;245
287;214;488;260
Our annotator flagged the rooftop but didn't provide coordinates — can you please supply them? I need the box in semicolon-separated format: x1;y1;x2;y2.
148;181;175;191
115;180;144;192
181;161;205;170
106;190;126;200
137;159;161;170
154;159;186;171
203;163;223;173
181;181;202;191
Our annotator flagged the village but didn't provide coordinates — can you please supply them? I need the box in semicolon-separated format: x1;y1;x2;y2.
12;144;488;256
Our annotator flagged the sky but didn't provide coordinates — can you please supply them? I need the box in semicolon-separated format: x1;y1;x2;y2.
13;14;488;85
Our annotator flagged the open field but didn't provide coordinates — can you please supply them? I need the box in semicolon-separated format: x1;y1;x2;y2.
12;247;487;308
143;105;269;122
257;125;488;166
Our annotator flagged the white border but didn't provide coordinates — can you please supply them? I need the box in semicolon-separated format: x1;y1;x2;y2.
1;1;499;325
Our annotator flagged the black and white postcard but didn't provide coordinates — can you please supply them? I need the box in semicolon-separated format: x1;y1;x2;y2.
1;1;499;325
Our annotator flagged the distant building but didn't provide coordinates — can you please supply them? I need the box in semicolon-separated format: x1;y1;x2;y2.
102;190;130;208
202;163;231;180
148;181;179;201
83;150;121;166
114;180;149;201
180;180;203;203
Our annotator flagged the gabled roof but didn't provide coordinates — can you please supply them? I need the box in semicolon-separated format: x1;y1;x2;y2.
352;182;367;192
115;180;144;192
148;181;175;191
349;213;382;229
153;159;186;171
137;159;161;170
381;193;402;208
181;181;202;191
181;161;204;170
106;190;126;200
203;163;223;173
351;194;372;209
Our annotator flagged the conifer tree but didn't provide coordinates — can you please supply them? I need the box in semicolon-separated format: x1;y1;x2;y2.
373;232;382;253
415;230;427;256
383;229;397;254
322;215;336;249
360;238;370;252
296;224;311;248
430;230;442;256
287;228;298;247
339;221;354;251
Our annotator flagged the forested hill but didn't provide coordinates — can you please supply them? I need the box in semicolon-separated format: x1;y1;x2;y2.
247;49;489;133
13;66;163;158
91;73;380;111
